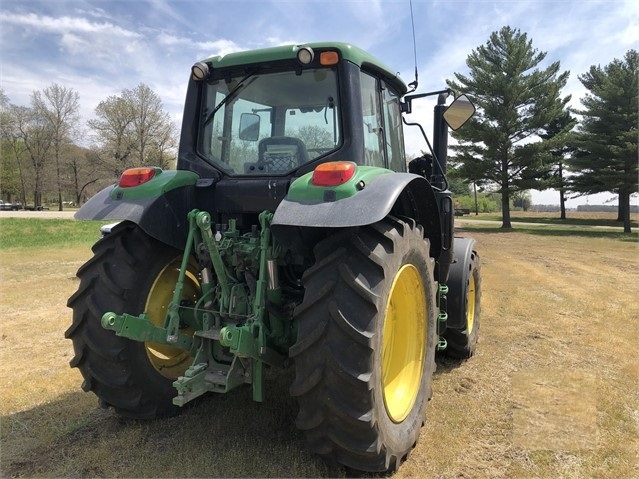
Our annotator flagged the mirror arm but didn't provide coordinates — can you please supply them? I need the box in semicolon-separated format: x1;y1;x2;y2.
402;88;454;115
404;88;453;103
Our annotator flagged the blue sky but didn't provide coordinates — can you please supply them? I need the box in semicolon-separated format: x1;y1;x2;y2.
1;0;637;206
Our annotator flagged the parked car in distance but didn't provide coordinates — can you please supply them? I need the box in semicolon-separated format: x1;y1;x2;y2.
0;200;20;211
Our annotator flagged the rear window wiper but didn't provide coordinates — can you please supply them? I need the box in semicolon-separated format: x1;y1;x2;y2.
203;70;258;126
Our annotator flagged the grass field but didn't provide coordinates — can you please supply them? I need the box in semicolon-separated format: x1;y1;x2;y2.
1;214;637;478
461;211;639;229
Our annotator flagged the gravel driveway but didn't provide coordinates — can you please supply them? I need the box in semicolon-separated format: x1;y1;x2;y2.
0;210;77;219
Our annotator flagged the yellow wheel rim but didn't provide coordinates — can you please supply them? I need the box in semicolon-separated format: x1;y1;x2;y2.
144;258;200;379
382;264;426;423
466;274;476;333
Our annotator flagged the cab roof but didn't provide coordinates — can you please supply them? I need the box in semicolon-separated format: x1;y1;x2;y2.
202;42;408;95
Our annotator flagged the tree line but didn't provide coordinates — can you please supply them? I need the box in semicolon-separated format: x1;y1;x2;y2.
447;26;637;233
0;83;176;211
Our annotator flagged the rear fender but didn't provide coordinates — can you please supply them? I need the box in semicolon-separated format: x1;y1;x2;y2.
75;169;199;250
271;171;442;258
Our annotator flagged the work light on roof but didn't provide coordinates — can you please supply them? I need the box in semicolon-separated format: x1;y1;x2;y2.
296;46;314;65
191;62;209;81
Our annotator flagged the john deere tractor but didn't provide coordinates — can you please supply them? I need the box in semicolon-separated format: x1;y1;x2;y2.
67;42;481;473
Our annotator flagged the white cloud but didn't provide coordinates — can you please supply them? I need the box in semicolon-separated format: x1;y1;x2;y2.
193;39;243;58
59;32;86;54
156;32;184;46
155;32;241;58
0;11;141;38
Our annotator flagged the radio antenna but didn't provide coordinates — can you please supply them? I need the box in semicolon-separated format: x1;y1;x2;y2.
407;0;419;93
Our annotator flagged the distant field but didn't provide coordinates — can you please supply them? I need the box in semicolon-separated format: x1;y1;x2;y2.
1;217;637;478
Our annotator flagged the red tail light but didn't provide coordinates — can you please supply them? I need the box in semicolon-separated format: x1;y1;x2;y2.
119;168;157;187
311;161;356;186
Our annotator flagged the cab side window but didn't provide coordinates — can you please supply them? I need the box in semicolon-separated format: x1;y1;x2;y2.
382;82;406;172
360;72;407;170
360;72;384;167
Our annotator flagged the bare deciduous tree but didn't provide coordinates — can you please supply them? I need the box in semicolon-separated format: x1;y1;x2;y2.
1;91;28;204
32;84;80;210
88;95;136;177
14;105;54;208
89;83;177;177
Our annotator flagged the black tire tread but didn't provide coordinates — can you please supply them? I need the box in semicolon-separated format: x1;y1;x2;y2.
444;250;481;359
290;217;437;472
66;222;184;419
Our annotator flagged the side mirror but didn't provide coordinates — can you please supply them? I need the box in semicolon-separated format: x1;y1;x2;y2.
239;113;260;141
443;94;475;131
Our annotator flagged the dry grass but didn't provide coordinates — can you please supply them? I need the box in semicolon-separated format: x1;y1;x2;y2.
404;224;638;479
1;216;638;478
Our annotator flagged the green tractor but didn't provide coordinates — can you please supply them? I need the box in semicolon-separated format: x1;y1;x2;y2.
66;42;481;473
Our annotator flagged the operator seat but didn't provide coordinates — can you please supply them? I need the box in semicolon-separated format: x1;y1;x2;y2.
254;136;310;173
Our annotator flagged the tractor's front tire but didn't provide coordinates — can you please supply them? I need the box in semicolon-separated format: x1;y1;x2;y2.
290;217;437;472
443;247;481;359
66;222;200;418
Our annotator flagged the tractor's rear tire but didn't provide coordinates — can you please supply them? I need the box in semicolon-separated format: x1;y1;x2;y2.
443;249;481;359
66;222;200;418
290;217;437;473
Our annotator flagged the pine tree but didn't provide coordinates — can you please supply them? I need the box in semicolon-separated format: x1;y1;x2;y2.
447;26;570;228
539;110;577;220
567;50;638;233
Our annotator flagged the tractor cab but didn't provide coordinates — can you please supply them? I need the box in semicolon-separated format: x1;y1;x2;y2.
179;43;409;185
